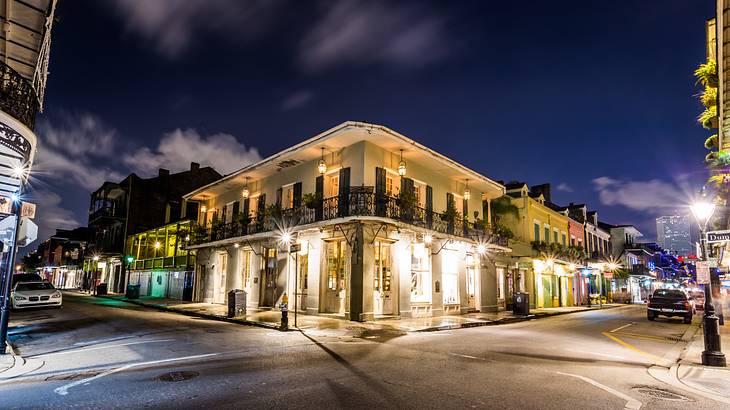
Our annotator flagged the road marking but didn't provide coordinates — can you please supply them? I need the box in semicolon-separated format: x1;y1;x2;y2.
39;339;175;358
448;353;486;361
53;353;219;396
557;372;641;410
610;323;633;333
611;332;675;344
570;349;626;360
73;335;137;346
602;332;668;365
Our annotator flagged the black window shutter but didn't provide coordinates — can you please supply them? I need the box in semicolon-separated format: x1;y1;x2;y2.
315;175;324;221
258;194;266;221
242;198;250;219
426;185;433;228
232;201;240;220
483;200;489;224
276;188;283;209
400;176;414;195
446;192;455;234
463;198;469;221
221;205;227;223
293;182;302;208
375;167;386;216
338;167;350;217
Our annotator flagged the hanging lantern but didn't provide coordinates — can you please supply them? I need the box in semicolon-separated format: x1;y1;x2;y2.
464;179;471;200
398;149;406;176
200;205;207;213
318;147;327;174
242;176;250;199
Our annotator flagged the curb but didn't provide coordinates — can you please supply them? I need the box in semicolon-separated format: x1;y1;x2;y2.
95;295;285;331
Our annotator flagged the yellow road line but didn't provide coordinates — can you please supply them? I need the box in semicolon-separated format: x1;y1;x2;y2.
610;332;676;344
602;332;669;366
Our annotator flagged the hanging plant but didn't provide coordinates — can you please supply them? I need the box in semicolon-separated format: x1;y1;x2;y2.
705;134;719;150
701;86;718;108
699;105;718;129
302;192;322;209
695;59;718;88
709;150;730;168
708;173;730;187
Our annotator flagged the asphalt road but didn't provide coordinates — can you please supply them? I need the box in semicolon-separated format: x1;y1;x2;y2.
0;292;722;409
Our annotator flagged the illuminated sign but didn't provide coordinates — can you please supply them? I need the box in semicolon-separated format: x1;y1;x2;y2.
707;230;730;243
0;120;31;162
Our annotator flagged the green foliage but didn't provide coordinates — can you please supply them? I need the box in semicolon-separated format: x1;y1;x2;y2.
701;86;718;107
492;223;514;239
490;195;519;224
237;212;251;226
699;105;718;129
396;189;418;211
708;150;730;168
613;268;631;280
695;59;718;88
302;192;322;209
264;204;281;220
708;173;730;187
705;134;719;150
441;195;461;222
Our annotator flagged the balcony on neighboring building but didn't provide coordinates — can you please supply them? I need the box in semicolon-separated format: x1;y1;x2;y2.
0;60;38;130
191;190;509;247
88;205;126;224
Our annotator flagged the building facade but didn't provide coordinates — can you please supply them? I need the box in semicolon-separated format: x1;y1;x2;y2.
656;215;693;257
28;227;90;289
86;163;221;294
184;122;509;321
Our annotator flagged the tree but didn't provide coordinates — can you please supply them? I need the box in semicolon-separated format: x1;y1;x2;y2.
490;196;519;225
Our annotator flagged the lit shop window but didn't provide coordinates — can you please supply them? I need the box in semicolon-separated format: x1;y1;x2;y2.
496;267;505;300
374;241;391;292
327;240;346;291
410;243;431;302
442;250;459;305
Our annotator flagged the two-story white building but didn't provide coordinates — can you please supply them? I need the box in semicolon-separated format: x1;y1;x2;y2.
182;122;509;321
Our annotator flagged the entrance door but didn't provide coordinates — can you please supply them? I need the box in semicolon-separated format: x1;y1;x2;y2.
324;240;347;314
214;252;227;304
260;248;278;307
373;241;392;316
466;254;476;310
541;275;552;308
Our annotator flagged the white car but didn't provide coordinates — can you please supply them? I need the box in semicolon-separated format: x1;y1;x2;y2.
11;281;62;309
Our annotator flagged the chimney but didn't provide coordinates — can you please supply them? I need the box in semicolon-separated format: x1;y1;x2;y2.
158;168;170;177
190;162;200;171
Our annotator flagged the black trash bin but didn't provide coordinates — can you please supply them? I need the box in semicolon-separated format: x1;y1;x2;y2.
227;290;247;318
512;292;530;316
126;284;140;299
96;283;108;296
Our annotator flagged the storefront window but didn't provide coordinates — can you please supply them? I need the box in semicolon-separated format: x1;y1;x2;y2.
299;253;308;291
374;241;391;291
442;250;458;304
240;250;251;288
166;224;177;258
411;243;431;302
496;267;505;300
327;241;346;291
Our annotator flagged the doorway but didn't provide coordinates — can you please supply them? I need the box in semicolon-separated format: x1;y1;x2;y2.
214;252;227;304
373;241;392;316
323;240;347;314
260;247;278;307
466;254;477;310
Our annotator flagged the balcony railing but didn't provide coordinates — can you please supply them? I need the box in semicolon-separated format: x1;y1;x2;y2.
0;61;39;129
89;206;125;222
192;191;509;247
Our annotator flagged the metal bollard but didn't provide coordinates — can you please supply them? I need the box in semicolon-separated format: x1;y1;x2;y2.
280;293;289;331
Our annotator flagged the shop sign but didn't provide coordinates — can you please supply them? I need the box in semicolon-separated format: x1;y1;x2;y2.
707;230;730;244
289;243;301;253
604;271;613;279
697;261;710;284
0;120;32;162
0;196;11;215
20;202;35;219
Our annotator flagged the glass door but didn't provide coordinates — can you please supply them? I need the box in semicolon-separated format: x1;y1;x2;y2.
324;240;347;314
260;248;277;307
466;254;476;310
373;241;392;316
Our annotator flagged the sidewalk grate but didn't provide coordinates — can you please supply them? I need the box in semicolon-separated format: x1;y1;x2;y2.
156;371;200;382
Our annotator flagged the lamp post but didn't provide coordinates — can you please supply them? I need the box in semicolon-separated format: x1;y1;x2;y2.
691;199;726;367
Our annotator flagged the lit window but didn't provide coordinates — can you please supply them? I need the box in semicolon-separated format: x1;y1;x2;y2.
442;250;458;304
411;243;431;302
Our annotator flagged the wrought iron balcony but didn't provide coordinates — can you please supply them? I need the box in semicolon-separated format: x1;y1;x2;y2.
192;191;509;247
0;61;38;130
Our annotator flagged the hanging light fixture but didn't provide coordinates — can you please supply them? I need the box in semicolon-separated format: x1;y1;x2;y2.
318;147;327;174
242;176;250;199
464;179;471;200
200;205;207;213
398;149;406;176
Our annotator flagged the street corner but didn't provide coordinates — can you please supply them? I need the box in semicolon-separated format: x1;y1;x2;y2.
676;363;730;404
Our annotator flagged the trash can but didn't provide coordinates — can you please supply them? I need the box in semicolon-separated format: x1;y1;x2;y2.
513;292;530;316
126;284;141;299
96;283;108;296
227;289;247;318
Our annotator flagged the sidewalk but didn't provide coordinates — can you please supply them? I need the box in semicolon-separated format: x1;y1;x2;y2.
676;319;730;400
94;292;623;333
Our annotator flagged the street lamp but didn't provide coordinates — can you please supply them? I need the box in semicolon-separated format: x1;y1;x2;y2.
691;199;726;367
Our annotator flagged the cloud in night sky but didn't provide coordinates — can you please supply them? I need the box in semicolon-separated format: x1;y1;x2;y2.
111;0;281;58
592;176;691;213
281;90;314;111
298;0;450;71
27;190;81;242
556;182;573;193
124;128;262;176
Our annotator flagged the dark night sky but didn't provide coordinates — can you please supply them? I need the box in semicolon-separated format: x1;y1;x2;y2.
27;0;715;247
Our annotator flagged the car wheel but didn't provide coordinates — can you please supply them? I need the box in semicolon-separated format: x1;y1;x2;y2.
647;311;656;321
684;315;692;324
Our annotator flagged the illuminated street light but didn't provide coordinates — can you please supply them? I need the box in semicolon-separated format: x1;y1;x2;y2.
280;231;292;245
690;196;726;367
424;234;432;244
92;255;99;262
154;242;161;249
476;244;486;254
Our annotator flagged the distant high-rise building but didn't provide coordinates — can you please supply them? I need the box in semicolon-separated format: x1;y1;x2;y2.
656;215;693;256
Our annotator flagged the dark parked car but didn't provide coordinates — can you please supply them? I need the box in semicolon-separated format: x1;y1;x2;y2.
11;273;44;287
647;289;693;323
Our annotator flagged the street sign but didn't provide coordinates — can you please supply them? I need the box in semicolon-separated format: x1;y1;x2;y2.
289;243;301;253
708;257;719;268
20;202;35;219
707;230;730;243
0;196;11;215
697;261;711;284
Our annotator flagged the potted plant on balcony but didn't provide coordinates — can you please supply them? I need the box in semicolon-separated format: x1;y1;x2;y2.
303;192;322;209
493;223;514;240
210;218;224;240
396;189;418;221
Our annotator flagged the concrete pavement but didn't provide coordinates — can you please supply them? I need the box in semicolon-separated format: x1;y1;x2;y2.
0;293;727;409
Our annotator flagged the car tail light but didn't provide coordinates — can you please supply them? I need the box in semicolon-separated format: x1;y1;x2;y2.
684;301;690;310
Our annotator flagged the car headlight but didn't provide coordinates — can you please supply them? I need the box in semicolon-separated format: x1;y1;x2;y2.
51;292;61;299
14;296;26;301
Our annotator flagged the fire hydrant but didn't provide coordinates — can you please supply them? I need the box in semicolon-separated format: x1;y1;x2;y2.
280;293;289;331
